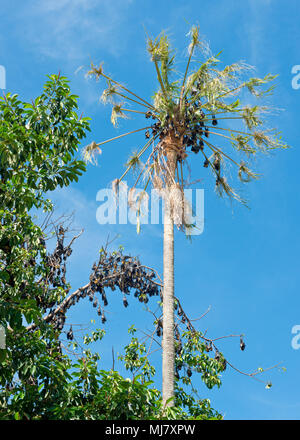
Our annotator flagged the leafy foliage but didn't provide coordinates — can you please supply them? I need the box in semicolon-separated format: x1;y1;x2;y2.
0;74;90;333
0;324;222;420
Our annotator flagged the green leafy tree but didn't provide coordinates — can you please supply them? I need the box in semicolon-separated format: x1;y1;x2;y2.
84;25;288;406
1;320;224;420
0;73;89;416
0;73;90;331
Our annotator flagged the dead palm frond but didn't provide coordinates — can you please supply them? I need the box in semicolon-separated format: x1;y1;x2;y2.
253;130;288;151
215;176;247;206
82;141;102;165
238;162;260;182
111;104;128;127
101;82;119;104
168;183;184;227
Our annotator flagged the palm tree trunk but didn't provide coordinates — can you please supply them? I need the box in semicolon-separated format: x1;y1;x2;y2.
162;146;177;408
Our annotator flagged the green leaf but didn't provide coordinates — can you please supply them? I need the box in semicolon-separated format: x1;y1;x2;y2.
0;349;7;363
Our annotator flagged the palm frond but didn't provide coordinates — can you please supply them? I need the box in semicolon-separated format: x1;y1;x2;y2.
111;104;128;127
230;134;256;156
242;106;263;129
87;62;104;80
220;61;254;79
82;141;102;165
101;82;119;104
245;74;278;98
152;174;164;194
238;162;260;182
125;151;142;173
147;32;175;98
253;130;289;151
112;178;120;198
184;54;220;98
187;25;201;54
147;32;171;63
215;176;247;206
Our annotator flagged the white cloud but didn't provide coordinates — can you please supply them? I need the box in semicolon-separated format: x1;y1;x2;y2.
14;0;134;61
245;0;274;67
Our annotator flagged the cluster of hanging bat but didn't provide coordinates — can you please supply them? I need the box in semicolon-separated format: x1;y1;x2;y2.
26;226;248;382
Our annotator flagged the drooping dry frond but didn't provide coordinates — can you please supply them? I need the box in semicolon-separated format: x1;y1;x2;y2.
215;176;247;206
112;178;120;198
127;187;149;234
137;190;149;211
101;82;119;104
128;187;149;215
168;183;184;227
111;104;128;127
87;62;104;80
163;182;193;229
253;130;289;151
238;162;260;182
111;179;128;205
152;174;164;194
151;156;165;195
82;141;102;165
128;187;137;211
183;197;193;226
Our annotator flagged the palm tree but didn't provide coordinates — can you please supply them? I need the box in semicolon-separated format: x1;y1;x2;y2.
84;26;288;407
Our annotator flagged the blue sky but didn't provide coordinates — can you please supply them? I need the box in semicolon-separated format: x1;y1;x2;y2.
1;0;300;420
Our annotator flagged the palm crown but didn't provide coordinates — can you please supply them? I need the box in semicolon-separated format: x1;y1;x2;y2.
84;25;288;231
